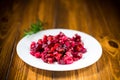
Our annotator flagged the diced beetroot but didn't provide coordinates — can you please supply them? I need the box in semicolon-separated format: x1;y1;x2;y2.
77;52;83;58
36;44;42;52
54;43;60;48
65;41;70;47
44;47;50;51
71;41;75;47
72;52;78;57
37;39;43;45
47;35;53;41
50;47;56;52
55;53;62;61
61;36;67;41
53;51;59;55
42;44;47;48
65;51;73;57
63;55;73;64
30;42;36;49
74;34;81;42
59;32;65;36
30;51;35;56
81;48;87;53
73;57;80;61
48;58;54;64
65;57;73;64
47;58;54;64
59;39;64;44
75;45;83;52
46;53;54;58
43;35;47;43
34;52;41;58
58;58;65;64
30;32;87;65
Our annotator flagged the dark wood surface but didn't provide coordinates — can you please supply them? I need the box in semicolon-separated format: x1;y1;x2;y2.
0;0;120;80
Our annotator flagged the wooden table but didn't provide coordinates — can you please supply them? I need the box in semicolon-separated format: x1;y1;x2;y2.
0;0;120;80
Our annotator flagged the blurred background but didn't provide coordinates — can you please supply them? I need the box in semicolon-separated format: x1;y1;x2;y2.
0;0;120;80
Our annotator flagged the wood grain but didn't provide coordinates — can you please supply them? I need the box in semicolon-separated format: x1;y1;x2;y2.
0;0;120;80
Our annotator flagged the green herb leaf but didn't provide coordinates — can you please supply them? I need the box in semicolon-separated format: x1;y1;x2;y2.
24;20;43;36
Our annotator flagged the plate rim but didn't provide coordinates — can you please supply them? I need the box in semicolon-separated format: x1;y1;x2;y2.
16;29;102;71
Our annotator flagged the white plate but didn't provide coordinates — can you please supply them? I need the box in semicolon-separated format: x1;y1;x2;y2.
16;29;102;71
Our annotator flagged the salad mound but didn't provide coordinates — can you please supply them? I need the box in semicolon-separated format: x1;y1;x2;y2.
30;32;87;64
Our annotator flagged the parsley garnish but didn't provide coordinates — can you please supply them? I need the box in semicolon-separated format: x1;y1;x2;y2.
24;20;43;36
